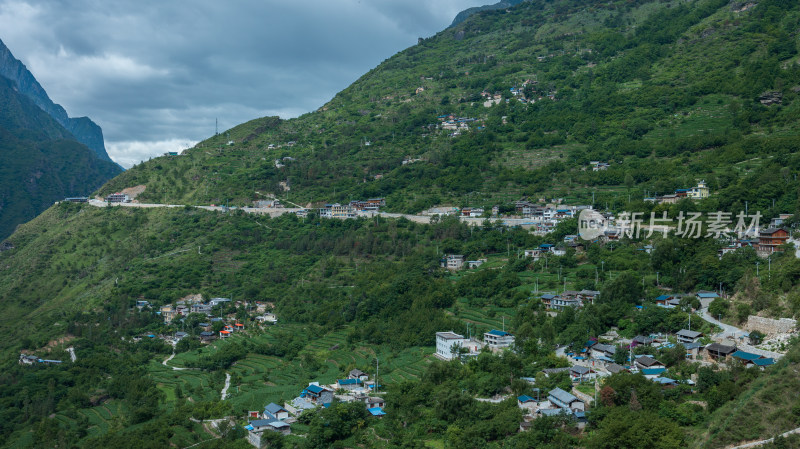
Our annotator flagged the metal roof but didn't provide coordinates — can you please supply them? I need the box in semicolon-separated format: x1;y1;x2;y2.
548;387;579;406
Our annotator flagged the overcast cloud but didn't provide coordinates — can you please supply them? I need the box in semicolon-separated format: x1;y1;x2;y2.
0;0;488;167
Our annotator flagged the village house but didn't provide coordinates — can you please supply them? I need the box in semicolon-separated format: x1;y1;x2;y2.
681;342;704;360
209;297;232;307
483;330;515;349
461;207;485;218
364;396;386;410
549;295;582;311
19;354;38;365
160;305;179;324
547;387;585;412
590;343;616;360
651;377;679;388
435;331;480;360
696;291;719;308
336;378;362;391
634;355;665;370
705;343;737;362
64;196;89;203
246;419;291;447
301;383;334;405
759;227;790;253
641;367;667;379
441;254;466;271
467;259;486;269
676;329;703;344
605;363;626;374
190;303;212;314
517;394;537;411
570;366;595;381
540;293;557;308
105;193;130;203
348;369;369;381
199;331;216;342
523;249;542;260
255;313;277;324
262;403;290;421
770;213;793;228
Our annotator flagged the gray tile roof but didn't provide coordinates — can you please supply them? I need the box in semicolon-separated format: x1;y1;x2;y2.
548;387;580;406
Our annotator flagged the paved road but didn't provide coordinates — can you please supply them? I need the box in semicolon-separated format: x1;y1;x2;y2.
84;199;550;230
698;308;747;340
697;308;785;360
727;426;800;449
221;373;231;400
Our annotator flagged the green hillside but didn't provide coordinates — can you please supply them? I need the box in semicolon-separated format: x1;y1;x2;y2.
0;75;122;239
101;0;800;216
4;0;800;448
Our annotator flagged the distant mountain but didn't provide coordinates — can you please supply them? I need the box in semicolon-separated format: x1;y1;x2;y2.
0;74;122;239
0;38;114;163
449;0;526;27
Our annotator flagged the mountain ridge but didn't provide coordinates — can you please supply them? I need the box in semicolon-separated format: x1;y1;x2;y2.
0;38;115;164
449;0;527;28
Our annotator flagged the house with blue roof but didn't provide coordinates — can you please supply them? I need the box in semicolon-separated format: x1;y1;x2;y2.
336;378;363;391
263;403;290;421
517;395;536;409
749;358;775;369
731;350;761;362
367;407;386;417
641;367;667;379
484;329;515;349
246;419;291;446
652;377;678;387
696;291;720;307
300;383;333;405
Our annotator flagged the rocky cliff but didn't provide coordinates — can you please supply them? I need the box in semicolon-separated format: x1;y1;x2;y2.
0;38;114;163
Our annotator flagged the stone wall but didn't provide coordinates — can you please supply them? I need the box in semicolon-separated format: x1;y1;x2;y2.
745;316;797;335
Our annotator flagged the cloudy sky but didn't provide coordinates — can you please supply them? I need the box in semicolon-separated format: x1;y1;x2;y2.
0;0;489;168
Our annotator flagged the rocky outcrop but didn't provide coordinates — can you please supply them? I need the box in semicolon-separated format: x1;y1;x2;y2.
758;91;782;106
0;38;114;163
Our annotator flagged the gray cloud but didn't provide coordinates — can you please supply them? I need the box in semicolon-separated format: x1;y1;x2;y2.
0;0;487;167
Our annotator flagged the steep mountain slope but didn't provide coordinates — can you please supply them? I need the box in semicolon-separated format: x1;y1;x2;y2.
0;74;122;239
0;38;114;163
99;0;800;217
3;1;800;447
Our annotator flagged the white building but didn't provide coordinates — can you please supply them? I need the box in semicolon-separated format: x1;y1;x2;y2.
441;255;465;271
105;193;130;203
435;332;479;360
484;330;515;349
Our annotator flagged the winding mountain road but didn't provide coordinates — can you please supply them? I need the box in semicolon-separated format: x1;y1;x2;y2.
696;308;785;360
83;199;547;228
